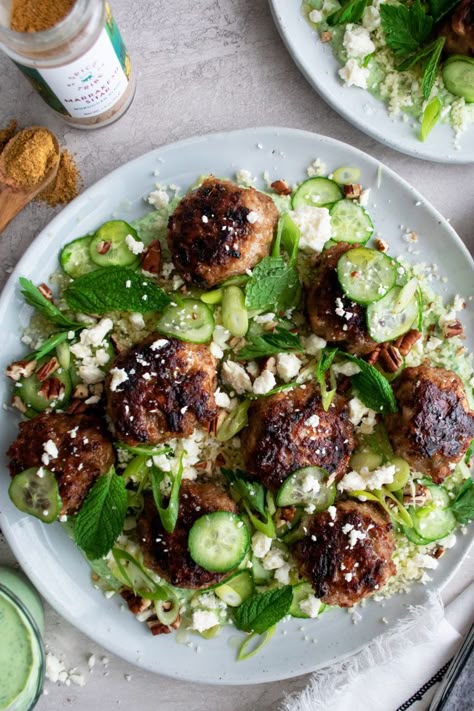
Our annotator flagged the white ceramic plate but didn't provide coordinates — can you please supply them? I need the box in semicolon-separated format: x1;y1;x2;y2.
0;128;473;685
270;0;474;163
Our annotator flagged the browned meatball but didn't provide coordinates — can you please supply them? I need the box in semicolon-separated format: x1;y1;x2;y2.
167;177;279;288
292;500;396;607
306;243;377;356
105;336;218;446
241;383;355;492
137;481;238;589
7;413;115;516
439;0;474;56
385;365;474;484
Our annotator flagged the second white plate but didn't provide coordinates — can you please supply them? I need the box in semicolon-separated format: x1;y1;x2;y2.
270;0;474;163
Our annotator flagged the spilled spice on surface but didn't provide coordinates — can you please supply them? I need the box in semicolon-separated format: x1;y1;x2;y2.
10;0;76;33
0;120;17;152
38;149;81;206
2;127;58;187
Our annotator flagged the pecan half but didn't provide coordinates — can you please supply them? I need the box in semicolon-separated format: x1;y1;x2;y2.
73;384;89;399
147;614;181;636
280;506;297;523
38;283;53;302
67;399;88;414
375;238;389;253
321;31;332;42
393;329;421;356
5;359;37;381
402;483;432;507
141;240;161;275
12;395;27;413
120;589;152;615
443;320;464;339
38;377;64;401
36;356;59;382
378;345;403;372
270;179;292;196
343;183;362;199
367;346;382;365
96;240;112;255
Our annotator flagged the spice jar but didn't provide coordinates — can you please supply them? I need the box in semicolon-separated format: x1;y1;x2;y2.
0;0;135;129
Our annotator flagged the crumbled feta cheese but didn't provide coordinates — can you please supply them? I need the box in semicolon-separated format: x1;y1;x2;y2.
339;59;370;89
289;206;332;252
70;318;113;385
235;169;255;186
45;653;67;683
214;388;231;409
348;396;378;433
78;364;105;385
301;471;321;494
343;24;376;59
191;610;219;632
129;312;145;329
247;211;259;224
307;158;326;177
109;367;129;392
303;334;327;355
362;3;381;32
305;414;320;428
299;595;321;618
332;361;361;377
359;188;371;207
125;234;145;255
274;562;291;585
150;338;168;351
210;342;224;359
195;592;226;610
251;532;273;559
42;439;58;465
327;505;337;521
147;188;169;208
276;352;302;381
253;369;276;395
221;361;252;394
262;548;286;570
254;312;276;324
338;463;397;492
309;9;323;23
212;325;232;349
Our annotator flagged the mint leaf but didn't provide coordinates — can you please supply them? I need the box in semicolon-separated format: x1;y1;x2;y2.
429;0;460;22
234;586;293;634
344;355;397;414
450;478;474;524
397;43;436;72
421;37;445;99
237;326;303;360
327;0;368;26
20;278;80;329
65;267;170;315
316;348;338;411
74;468;127;559
380;1;433;56
245;257;301;313
222;468;266;515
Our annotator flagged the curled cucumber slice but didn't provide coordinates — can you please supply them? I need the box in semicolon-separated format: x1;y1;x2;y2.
366;285;420;343
90;220;143;268
292;177;343;208
188;512;250;573
213;570;254;607
156;298;214;343
337;247;396;305
289;582;324;618
9;468;62;523
276;466;336;511
409;484;456;543
442;55;474;103
329;199;373;244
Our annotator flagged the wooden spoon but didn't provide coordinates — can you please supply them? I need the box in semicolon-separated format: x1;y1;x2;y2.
0;127;60;233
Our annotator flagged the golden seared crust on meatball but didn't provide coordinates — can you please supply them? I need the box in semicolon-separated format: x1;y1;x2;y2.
105;336;218;447
306;243;377;356
137;481;238;589
385;365;474;484
292;500;396;607
241;383;355;492
7;413;114;516
167;177;279;288
438;0;474;57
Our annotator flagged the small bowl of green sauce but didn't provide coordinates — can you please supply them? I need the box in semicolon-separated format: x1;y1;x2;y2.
0;568;45;711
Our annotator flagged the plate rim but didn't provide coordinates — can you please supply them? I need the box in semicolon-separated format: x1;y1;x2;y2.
269;0;474;164
0;125;473;685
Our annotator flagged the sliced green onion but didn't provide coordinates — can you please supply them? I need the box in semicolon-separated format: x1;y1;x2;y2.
272;213;300;265
392;277;418;314
56;341;71;369
237;625;276;661
384;457;410;492
123;455;148;485
119;443;172;457
222;286;249;337
155;589;180;625
150;455;184;534
111;548;169;600
217;400;251;442
420;96;442;142
332;166;361;185
242;501;276;539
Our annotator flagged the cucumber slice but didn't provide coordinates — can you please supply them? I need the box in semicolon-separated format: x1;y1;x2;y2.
250;555;272;584
9;468;61;523
89;220;143;268
403;525;432;546
17;357;72;413
290;582;321;618
442;55;474;103
337;248;397;305
156;299;215;343
411;485;456;543
188;512;250;573
292;177;343;209
56;341;71;370
276;466;336;511
213;570;254;606
329;200;373;244
384;457;410;492
366;285;420;343
60;235;97;279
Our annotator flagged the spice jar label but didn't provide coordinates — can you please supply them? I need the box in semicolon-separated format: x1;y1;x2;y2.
13;6;132;121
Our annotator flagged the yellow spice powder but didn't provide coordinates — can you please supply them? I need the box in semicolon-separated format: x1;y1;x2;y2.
37;149;81;206
10;0;76;33
3;127;58;187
